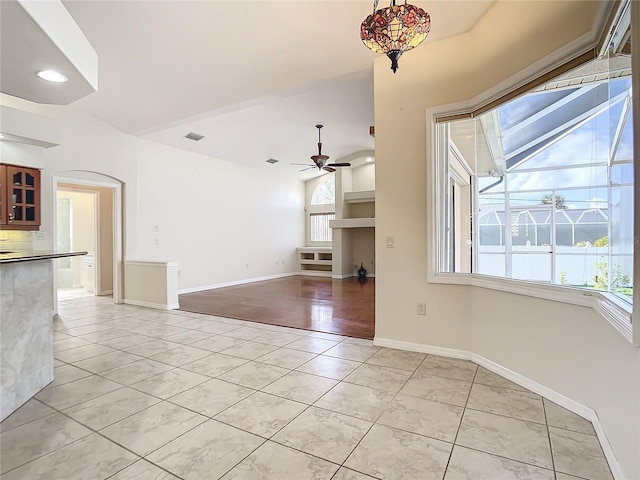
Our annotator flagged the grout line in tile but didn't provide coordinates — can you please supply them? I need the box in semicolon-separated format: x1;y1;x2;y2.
542;400;561;479
0;410;60;435
443;357;478;479
330;353;419;474
462;405;548;426
0;428;98;476
472;379;532;393
103;457;183;480
213;396;311;442
452;444;558;476
8;303;610;479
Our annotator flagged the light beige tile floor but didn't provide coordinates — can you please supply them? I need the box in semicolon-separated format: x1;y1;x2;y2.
0;295;613;480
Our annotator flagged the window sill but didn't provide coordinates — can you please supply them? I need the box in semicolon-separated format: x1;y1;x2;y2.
429;272;633;344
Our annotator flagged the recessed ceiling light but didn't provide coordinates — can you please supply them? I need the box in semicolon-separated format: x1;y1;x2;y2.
36;70;68;83
366;157;374;162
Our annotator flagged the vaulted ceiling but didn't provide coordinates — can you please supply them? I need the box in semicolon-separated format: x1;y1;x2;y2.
2;0;495;179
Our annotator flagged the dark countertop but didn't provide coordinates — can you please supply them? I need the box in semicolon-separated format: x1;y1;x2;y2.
0;250;88;264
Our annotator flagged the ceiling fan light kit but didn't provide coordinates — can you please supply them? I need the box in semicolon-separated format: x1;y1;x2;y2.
291;125;352;173
360;0;431;73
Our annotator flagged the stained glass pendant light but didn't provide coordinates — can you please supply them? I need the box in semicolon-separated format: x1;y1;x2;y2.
360;0;431;73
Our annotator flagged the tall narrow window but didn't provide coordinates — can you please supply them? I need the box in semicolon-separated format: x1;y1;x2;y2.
310;212;335;242
308;176;335;245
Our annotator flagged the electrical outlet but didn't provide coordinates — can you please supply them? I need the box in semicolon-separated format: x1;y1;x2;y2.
417;303;426;315
154;238;159;245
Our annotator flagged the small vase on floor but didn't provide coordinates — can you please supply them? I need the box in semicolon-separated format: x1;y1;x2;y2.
357;263;367;281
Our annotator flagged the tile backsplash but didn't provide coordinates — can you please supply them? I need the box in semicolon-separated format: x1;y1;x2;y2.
0;230;34;251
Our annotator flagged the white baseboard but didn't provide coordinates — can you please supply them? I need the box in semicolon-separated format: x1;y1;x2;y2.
179;272;298;294
374;337;471;360
332;273;351;279
297;271;332;278
373;336;623;479
469;355;593;418
332;273;377;279
98;290;113;296
179;272;375;290
470;353;623;480
124;299;180;311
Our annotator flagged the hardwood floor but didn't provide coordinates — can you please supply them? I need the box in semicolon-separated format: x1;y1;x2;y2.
178;276;375;339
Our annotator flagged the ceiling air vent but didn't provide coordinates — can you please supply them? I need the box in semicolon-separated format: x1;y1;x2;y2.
184;132;205;141
266;158;279;164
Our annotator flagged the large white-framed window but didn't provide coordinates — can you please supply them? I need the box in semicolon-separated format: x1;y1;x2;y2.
431;40;637;344
307;175;335;245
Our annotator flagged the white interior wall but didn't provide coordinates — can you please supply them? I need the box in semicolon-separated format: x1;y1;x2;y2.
347;202;375;219
124;260;178;309
0;93;139;257
471;288;639;478
351;163;375;192
0;141;45;171
135;139;304;291
349;167;375;275
1;0;636;475
351;227;375;276
373;1;639;478
0;94;305;294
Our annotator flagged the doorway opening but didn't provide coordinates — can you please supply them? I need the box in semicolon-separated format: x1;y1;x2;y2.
56;189;98;300
53;174;123;308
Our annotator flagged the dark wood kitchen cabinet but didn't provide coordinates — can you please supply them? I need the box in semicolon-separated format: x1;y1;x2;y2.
0;163;41;230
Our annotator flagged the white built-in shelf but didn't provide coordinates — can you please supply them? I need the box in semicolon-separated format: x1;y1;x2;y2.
296;247;333;277
297;247;332;254
330;218;375;229
344;190;375;203
300;259;332;266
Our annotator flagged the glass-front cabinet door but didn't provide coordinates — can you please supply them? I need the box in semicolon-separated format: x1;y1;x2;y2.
1;164;41;230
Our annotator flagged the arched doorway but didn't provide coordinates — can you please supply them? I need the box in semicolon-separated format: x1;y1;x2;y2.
52;171;124;308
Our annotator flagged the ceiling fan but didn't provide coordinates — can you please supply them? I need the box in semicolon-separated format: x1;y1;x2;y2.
291;125;351;173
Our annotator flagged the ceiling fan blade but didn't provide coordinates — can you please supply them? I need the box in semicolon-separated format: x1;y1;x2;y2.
291;163;313;166
298;166;315;172
323;167;336;173
327;162;351;167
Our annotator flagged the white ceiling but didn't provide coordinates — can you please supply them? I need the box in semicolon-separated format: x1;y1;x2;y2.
4;0;496;180
0;1;97;105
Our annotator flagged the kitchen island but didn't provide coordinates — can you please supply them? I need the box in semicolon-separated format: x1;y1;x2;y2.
0;250;86;421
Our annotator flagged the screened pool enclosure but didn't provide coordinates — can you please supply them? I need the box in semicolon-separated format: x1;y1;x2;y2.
438;56;634;302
